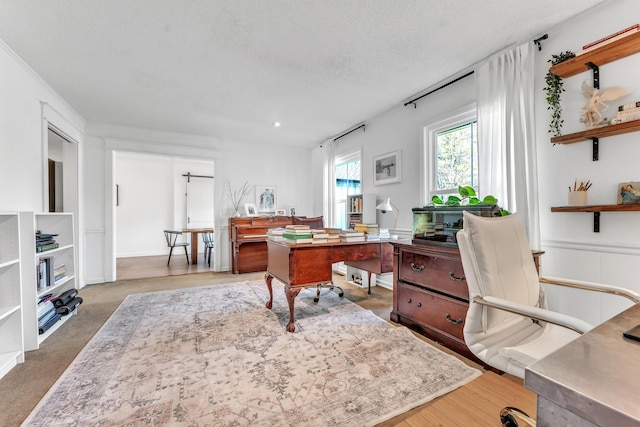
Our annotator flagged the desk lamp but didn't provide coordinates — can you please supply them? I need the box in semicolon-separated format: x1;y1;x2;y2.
376;197;399;239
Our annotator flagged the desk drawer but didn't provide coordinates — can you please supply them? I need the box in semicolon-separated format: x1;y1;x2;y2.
399;251;468;300
397;282;468;341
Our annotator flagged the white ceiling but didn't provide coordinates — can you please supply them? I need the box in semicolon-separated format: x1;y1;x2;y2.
0;1;609;147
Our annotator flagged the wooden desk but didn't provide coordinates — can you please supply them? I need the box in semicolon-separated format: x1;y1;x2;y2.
525;302;640;426
182;228;213;265
264;239;393;332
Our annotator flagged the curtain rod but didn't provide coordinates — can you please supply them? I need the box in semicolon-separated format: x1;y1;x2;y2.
334;124;366;142
404;71;474;108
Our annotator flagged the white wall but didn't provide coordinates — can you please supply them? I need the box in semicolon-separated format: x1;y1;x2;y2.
84;123;316;283
0;39;86;288
311;75;476;237
534;0;640;324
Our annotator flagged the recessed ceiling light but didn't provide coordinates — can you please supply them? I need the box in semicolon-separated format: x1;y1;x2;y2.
273;122;281;127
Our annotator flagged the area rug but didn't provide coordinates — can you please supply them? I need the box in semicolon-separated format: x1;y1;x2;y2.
23;280;481;426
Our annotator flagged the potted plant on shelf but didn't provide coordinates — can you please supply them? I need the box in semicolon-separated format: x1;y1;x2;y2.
431;185;509;216
544;51;575;136
226;180;251;217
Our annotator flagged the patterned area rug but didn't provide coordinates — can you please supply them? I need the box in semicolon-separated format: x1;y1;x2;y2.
24;280;481;426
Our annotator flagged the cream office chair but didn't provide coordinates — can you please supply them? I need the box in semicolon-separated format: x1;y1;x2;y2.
456;211;640;379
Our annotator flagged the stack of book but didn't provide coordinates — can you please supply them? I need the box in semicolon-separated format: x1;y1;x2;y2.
267;227;287;242
311;229;330;243
37;294;61;335
379;228;391;239
53;263;66;284
339;230;365;242
576;24;639;56
611;102;640;124
282;225;313;244
36;231;59;253
37;256;53;291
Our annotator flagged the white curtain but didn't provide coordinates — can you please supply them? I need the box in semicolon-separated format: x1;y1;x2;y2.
477;42;540;248
322;139;336;227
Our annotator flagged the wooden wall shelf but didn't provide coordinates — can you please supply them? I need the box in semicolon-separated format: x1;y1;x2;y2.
550;119;640;145
550;31;640;78
551;204;640;232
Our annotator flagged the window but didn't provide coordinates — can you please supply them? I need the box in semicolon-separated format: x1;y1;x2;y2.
423;105;477;204
334;152;361;229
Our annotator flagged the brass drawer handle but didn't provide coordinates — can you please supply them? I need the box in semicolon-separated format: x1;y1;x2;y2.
417;302;422;307
448;272;465;282
407;298;412;304
410;262;425;272
445;313;463;324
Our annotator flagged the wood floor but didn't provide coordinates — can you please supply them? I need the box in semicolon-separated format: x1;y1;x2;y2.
115;255;537;426
117;254;215;280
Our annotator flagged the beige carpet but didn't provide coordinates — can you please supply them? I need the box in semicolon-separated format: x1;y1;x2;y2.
23;280;481;426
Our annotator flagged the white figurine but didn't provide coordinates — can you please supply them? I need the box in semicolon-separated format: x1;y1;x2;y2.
580;81;627;128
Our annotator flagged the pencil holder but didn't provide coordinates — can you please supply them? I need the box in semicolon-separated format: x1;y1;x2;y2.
568;191;588;206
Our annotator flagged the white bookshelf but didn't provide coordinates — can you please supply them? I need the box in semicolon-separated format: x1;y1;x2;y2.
345;193;375;229
0;212;24;379
20;212;77;351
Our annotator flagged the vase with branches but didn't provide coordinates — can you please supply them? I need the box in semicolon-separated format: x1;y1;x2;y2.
226;180;251;217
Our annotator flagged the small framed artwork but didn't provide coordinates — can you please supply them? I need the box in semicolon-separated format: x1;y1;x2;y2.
275;208;286;216
288;206;297;216
244;203;258;217
256;186;277;213
374;149;401;185
618;182;640;204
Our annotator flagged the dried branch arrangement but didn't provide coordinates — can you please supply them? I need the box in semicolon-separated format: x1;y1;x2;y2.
226;179;252;212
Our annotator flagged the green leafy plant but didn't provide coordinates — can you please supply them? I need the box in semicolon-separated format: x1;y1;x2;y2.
431;185;509;216
544;51;575;136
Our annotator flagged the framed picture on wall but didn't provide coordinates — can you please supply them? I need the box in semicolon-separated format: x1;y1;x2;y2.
618;182;640;204
373;150;401;185
255;186;277;213
244;203;258;217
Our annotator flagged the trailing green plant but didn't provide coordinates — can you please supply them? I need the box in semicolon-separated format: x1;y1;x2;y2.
431;185;509;216
544;51;575;136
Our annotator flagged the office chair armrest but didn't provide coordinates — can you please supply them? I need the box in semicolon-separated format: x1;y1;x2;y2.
540;276;640;303
476;296;594;334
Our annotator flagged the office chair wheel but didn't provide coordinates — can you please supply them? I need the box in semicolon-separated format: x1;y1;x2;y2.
338;291;344;298
314;297;319;303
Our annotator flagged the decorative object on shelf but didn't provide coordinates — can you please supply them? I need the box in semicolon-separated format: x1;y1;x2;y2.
275;208;286;216
431;185;509;216
373;150;401;185
617;182;640;204
580;81;627;129
376;197;399;238
244;203;258;217
288;206;296;216
225;180;251;217
544;51;575;136
255;186;277;213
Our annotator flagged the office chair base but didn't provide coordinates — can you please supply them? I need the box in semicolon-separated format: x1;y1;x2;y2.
314;283;344;303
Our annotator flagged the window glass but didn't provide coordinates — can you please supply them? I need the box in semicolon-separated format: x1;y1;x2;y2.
435;121;477;193
335;155;360;229
423;106;477;203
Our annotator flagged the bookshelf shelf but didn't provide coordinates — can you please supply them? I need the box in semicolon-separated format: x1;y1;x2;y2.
0;212;24;380
20;212;77;351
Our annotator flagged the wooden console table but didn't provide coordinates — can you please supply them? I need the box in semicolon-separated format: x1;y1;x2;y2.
264;239;393;332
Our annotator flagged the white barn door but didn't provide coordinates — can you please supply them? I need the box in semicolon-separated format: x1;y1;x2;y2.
186;175;214;228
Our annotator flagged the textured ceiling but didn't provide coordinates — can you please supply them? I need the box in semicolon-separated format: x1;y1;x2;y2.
0;0;609;147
